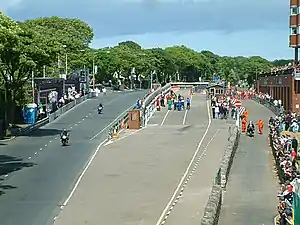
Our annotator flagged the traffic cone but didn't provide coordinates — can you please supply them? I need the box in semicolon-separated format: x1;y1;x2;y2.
113;127;118;138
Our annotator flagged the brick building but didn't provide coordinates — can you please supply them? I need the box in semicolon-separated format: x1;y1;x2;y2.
256;0;300;113
257;73;300;113
290;0;300;60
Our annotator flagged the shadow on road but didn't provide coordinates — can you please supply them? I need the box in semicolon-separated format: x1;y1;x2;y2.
0;184;17;195
23;128;62;137
0;155;35;176
0;155;35;195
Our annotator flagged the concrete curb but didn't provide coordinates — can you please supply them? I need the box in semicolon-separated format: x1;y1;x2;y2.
200;125;240;225
220;126;240;189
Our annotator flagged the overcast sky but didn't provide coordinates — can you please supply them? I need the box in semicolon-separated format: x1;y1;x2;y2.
0;0;292;60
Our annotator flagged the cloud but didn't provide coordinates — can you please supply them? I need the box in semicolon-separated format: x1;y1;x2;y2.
5;0;288;38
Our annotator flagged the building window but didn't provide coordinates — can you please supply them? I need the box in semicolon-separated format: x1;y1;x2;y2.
291;6;298;15
291;27;298;35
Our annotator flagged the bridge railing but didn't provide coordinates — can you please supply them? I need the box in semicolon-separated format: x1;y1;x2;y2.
16;94;90;136
252;96;282;116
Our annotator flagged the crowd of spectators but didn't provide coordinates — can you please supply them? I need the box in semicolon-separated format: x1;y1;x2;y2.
256;90;300;224
261;64;296;76
269;117;300;225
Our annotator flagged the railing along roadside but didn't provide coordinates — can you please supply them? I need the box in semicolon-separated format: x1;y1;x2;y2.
107;84;172;139
18;95;89;136
107;104;137;139
143;84;172;126
252;96;281;116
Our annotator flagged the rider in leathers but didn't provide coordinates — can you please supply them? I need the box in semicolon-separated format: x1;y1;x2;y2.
247;121;255;133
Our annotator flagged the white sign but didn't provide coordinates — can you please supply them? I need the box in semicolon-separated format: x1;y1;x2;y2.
296;104;299;109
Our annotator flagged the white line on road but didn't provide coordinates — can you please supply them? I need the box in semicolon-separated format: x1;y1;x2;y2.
60;138;108;209
182;95;192;125
155;99;211;225
160;110;170;126
89;104;135;141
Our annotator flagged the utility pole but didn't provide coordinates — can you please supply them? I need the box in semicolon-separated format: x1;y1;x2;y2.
31;70;35;103
65;53;68;77
150;71;153;91
92;57;95;90
43;65;46;78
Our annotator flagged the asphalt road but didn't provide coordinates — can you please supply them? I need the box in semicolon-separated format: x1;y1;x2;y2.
0;90;147;225
218;100;279;225
53;91;231;225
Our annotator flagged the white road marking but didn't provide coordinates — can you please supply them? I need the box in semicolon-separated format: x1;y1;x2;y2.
78;121;81;124
40;148;43;151
45;144;47;147
34;152;37;155
86;115;88;118
155;99;211;225
82;119;84;121
160;110;170;126
158;129;220;224
104;127;146;146
4;174;8;177
60;138;108;209
49;140;52;143
75;124;77;126
70;127;72;129
28;157;31;159
89;104;135;141
55;137;58;140
182;95;192;125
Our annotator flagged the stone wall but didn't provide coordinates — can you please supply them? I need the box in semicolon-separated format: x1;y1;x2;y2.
200;125;240;225
220;126;240;189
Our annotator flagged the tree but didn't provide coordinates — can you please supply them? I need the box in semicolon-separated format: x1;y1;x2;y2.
0;12;52;123
22;16;94;76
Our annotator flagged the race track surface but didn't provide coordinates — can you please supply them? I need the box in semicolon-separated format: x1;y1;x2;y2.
0;90;147;225
53;90;231;225
218;100;279;225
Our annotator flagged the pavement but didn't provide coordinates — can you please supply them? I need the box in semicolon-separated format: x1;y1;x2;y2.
0;90;147;225
218;100;279;225
53;90;232;225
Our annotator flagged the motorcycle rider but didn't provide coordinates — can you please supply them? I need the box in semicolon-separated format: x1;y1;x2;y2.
247;121;255;134
98;103;103;113
60;129;69;141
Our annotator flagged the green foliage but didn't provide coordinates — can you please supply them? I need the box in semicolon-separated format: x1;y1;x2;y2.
0;11;291;116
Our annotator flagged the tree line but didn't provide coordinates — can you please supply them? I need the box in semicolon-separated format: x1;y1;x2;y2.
0;12;293;110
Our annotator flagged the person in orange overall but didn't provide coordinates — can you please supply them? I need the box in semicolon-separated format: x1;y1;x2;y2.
256;119;264;134
243;109;249;122
241;117;247;132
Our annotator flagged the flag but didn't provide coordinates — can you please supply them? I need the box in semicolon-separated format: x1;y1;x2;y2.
231;99;236;105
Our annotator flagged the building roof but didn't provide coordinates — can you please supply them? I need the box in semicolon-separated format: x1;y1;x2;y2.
206;83;225;89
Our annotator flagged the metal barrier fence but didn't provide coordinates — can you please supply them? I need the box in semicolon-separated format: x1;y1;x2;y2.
18;95;90;135
252;96;282;116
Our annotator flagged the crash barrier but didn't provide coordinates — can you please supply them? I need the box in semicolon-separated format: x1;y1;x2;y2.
17;95;90;136
107;104;137;139
252;96;281;116
200;126;240;225
143;84;172;126
142;83;171;108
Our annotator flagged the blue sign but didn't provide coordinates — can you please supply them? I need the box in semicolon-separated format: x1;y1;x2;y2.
213;76;220;83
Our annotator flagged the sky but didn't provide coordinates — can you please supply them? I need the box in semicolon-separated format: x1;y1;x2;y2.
0;0;293;60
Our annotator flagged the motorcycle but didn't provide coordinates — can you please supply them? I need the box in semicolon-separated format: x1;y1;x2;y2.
98;106;103;114
61;135;68;146
246;127;255;137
